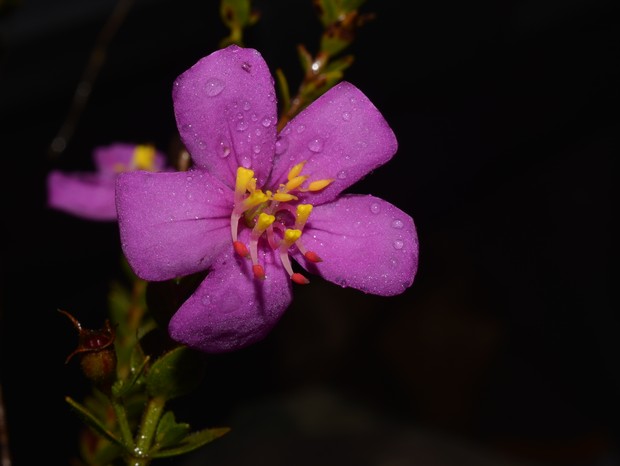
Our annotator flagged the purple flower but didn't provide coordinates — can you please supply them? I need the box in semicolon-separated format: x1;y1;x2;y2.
116;45;419;353
47;143;166;221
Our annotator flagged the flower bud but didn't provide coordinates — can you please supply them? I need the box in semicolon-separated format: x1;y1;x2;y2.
59;309;117;388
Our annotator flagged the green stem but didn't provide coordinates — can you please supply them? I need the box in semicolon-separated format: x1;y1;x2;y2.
112;398;135;449
128;396;166;466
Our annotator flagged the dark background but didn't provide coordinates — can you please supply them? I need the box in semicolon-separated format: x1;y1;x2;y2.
0;0;616;465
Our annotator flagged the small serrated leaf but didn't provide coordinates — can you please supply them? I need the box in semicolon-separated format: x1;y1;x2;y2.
155;411;191;449
146;346;205;400
150;427;231;458
65;396;125;448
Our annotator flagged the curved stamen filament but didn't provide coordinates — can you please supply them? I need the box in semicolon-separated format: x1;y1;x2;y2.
249;213;275;279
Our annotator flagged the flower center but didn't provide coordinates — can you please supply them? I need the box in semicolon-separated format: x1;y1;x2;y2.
114;145;157;173
230;162;333;284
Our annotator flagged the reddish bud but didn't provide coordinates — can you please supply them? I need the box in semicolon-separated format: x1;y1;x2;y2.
304;251;322;263
59;309;117;388
252;264;266;280
291;273;310;285
233;241;249;258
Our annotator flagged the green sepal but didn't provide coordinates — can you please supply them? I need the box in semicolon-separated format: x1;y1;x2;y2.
65;396;125;449
150;427;231;458
145;346;206;400
154;411;191;449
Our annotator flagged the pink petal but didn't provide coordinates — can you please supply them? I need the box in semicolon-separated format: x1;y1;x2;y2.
116;169;233;281
168;236;293;353
94;143;166;177
173;45;278;189
47;171;117;221
294;194;418;296
269;82;398;206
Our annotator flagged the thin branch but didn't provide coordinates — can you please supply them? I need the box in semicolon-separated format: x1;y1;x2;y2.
48;0;136;159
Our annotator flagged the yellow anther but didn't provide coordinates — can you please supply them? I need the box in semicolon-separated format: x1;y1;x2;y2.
287;161;307;180
272;192;298;202
285;175;308;192
132;145;156;170
254;213;275;233
295;204;313;227
241;190;269;210
306;178;334;192
283;229;302;247
235;167;255;194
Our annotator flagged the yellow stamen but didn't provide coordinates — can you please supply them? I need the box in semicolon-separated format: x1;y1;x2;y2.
287;161;306;180
304;178;334;192
254;213;275;234
285;175;308;191
283;229;302;248
235;167;255;195
295;204;313;228
240;190;269;211
132;145;156;170
272;192;298;202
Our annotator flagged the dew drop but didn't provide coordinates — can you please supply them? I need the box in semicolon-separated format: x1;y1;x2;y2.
391;219;404;229
241;62;251;72
393;240;404;250
307;138;323;153
296;124;306;134
342;111;351;121
219;140;231;158
205;78;225;96
251;113;258;122
236;120;248;132
243;101;251;110
254;128;262;136
275;136;289;154
337;170;347;180
253;145;261;154
370;203;381;214
186;175;193;182
262;117;271;127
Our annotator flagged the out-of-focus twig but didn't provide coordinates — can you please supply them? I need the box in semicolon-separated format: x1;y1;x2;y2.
48;0;136;159
0;382;11;466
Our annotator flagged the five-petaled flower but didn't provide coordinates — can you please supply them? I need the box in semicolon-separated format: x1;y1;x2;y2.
47;143;166;221
116;45;419;353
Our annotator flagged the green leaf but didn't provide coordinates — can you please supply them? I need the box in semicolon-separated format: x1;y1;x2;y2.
145;346;206;400
112;352;150;398
275;68;291;117
65;396;125;449
150;427;231;458
155;411;191;449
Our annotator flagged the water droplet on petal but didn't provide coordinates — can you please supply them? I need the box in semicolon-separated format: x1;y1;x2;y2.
186;175;193;182
205;78;225;96
253;145;261;154
219;139;231;158
243;101;251;110
370;203;381;214
275;136;289;154
261;117;271;127
342;111;351;121
337;170;347;180
393;240;404;250
308;138;323;153
296;124;305;134
391;219;404;229
236;120;248;132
